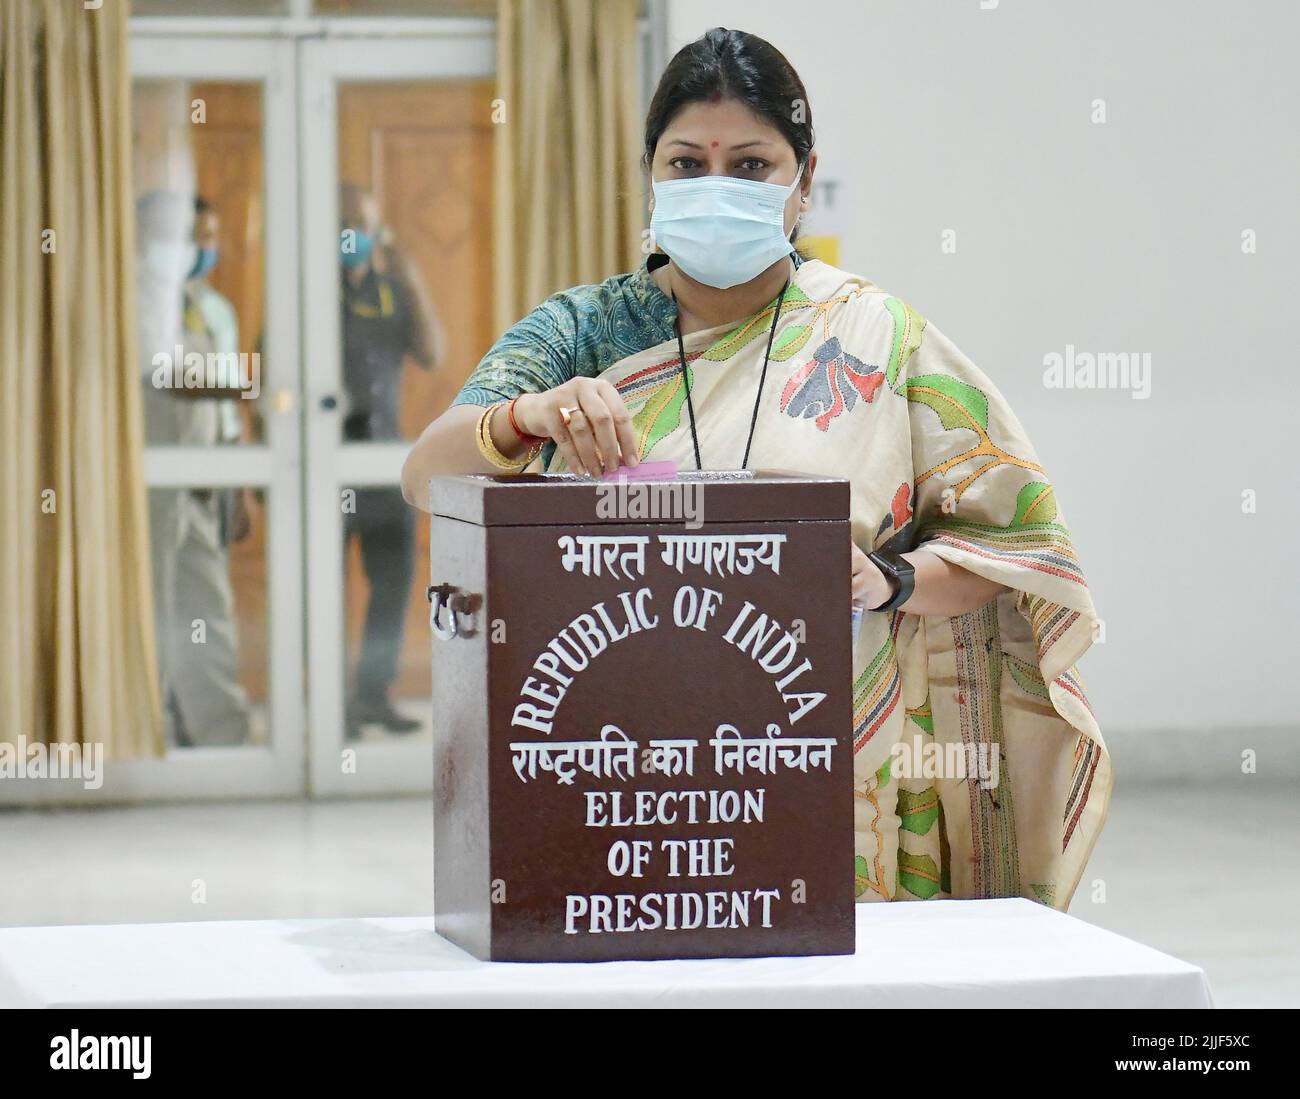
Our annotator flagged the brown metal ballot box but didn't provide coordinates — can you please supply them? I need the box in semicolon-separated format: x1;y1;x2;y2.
426;471;855;963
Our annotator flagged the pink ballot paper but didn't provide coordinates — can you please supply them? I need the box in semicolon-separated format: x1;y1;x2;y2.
601;459;678;482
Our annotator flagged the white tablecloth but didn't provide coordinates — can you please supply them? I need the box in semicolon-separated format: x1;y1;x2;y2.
0;899;1212;1008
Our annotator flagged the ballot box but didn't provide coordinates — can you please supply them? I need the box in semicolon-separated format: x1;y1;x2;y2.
426;470;854;962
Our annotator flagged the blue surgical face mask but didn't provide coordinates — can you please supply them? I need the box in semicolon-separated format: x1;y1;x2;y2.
340;228;374;269
649;164;804;289
189;246;218;280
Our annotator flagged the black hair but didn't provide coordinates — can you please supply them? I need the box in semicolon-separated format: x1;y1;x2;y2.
642;28;814;172
194;195;211;216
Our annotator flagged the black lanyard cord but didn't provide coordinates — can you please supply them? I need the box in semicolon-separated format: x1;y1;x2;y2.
672;277;790;472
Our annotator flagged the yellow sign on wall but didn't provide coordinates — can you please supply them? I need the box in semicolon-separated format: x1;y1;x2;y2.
796;235;840;267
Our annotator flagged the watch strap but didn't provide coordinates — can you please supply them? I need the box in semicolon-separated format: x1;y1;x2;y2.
868;550;915;612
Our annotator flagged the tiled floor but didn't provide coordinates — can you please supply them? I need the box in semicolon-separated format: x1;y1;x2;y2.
0;783;1294;1007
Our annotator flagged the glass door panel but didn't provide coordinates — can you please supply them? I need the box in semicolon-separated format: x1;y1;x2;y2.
126;36;302;800
301;34;494;795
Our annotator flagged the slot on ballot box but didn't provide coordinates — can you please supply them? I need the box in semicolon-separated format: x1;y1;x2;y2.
427;470;855;962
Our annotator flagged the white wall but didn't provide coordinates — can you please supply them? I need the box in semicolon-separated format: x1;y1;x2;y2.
665;0;1300;738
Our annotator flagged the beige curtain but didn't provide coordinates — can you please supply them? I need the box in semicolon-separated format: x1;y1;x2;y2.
493;0;644;331
0;0;163;760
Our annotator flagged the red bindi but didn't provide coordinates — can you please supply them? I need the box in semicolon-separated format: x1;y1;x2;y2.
710;140;719;148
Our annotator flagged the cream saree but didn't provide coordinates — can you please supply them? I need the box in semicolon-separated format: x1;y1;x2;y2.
546;257;1112;912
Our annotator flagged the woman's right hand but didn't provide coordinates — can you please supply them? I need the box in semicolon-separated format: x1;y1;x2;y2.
513;377;639;477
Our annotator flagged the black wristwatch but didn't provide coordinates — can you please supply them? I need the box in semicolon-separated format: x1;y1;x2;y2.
867;550;915;611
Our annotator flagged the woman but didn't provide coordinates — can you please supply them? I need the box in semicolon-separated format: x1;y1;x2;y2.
403;28;1111;911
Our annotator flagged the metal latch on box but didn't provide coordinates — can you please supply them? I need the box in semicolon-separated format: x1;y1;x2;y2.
427;583;480;640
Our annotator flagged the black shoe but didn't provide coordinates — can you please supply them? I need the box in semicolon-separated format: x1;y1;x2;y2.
352;698;422;734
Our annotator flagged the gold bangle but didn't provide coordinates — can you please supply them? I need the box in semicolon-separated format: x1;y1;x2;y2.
476;402;543;470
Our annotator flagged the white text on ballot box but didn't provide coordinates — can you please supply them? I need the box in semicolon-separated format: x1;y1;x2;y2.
427;471;856;962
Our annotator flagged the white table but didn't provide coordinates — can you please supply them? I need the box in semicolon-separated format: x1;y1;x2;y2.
0;899;1212;1008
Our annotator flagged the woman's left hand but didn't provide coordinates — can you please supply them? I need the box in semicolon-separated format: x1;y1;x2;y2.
851;542;890;610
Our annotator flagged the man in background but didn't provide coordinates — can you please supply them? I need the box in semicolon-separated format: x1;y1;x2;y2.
339;182;443;738
138;190;252;747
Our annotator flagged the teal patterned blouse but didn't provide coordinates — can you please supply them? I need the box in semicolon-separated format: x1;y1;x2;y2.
451;251;805;409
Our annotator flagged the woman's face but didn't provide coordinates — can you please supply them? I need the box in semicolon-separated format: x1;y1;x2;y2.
650;98;814;237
